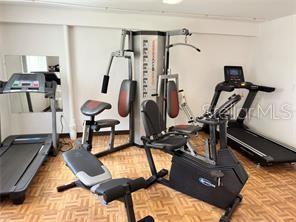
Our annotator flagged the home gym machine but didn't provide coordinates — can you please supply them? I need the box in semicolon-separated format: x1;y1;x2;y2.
79;28;201;156
209;66;296;166
0;73;59;204
141;94;248;222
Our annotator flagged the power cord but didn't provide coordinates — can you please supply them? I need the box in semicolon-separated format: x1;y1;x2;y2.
59;114;73;152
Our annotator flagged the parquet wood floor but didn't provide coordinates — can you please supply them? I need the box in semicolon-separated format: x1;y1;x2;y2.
0;134;295;222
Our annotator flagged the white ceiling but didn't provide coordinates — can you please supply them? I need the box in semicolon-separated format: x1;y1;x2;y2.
2;0;296;21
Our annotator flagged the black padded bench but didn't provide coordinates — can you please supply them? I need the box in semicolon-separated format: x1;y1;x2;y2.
57;149;154;222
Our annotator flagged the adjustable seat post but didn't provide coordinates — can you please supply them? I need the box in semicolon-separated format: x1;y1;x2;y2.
108;125;116;150
82;116;96;152
143;141;158;177
88;116;95;151
219;120;228;150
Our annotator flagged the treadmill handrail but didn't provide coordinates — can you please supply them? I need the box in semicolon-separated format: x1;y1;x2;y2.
215;81;275;93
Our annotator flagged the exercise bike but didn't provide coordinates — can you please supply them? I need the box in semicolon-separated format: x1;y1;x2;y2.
141;94;248;222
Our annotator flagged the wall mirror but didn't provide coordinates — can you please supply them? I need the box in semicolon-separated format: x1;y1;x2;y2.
4;55;63;113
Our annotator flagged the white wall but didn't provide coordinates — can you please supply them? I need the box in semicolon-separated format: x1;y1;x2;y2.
0;4;258;37
168;34;256;125
248;15;296;148
0;3;259;137
0;23;11;140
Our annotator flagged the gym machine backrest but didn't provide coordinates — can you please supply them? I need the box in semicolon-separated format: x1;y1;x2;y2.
141;94;248;222
118;79;136;117
141;100;166;139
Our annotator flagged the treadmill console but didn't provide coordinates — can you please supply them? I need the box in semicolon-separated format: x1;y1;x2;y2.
3;73;46;93
11;80;40;90
224;66;245;86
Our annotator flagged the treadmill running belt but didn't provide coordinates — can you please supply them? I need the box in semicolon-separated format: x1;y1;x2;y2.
228;127;296;163
0;143;42;193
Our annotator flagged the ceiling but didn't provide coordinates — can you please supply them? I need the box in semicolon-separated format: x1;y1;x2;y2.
2;0;296;21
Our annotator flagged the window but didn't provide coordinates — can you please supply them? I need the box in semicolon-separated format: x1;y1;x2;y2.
24;56;48;73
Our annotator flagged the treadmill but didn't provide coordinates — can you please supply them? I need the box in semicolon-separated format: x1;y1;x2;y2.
0;73;59;204
208;66;296;166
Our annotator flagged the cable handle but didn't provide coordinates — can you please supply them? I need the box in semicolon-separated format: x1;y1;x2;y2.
101;75;110;94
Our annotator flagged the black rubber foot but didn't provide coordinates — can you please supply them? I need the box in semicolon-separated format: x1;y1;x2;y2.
220;195;242;222
138;216;154;222
57;182;77;192
11;193;25;205
158;169;168;177
219;215;229;222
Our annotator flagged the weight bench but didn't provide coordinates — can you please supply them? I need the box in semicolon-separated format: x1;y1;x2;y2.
57;149;154;222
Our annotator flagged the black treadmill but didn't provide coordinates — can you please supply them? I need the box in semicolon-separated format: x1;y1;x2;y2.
0;73;59;204
208;66;296;166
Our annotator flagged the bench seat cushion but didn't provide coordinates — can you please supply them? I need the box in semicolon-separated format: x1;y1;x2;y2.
62;149;112;187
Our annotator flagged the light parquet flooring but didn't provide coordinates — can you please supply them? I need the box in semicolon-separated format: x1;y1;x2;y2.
0;133;296;222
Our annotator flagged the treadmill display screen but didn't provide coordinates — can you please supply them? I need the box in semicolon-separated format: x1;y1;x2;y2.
11;80;40;90
224;66;245;84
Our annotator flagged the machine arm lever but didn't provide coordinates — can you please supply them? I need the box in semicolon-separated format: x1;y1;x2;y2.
166;28;191;36
258;85;275;92
167;43;201;52
101;54;115;93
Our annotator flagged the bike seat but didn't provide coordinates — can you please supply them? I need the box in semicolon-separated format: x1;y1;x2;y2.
169;124;201;135
81;100;112;117
146;134;187;153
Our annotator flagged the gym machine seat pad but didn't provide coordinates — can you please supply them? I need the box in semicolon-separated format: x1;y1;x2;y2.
93;119;120;130
144;135;187;153
169;124;200;135
61;149;150;209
